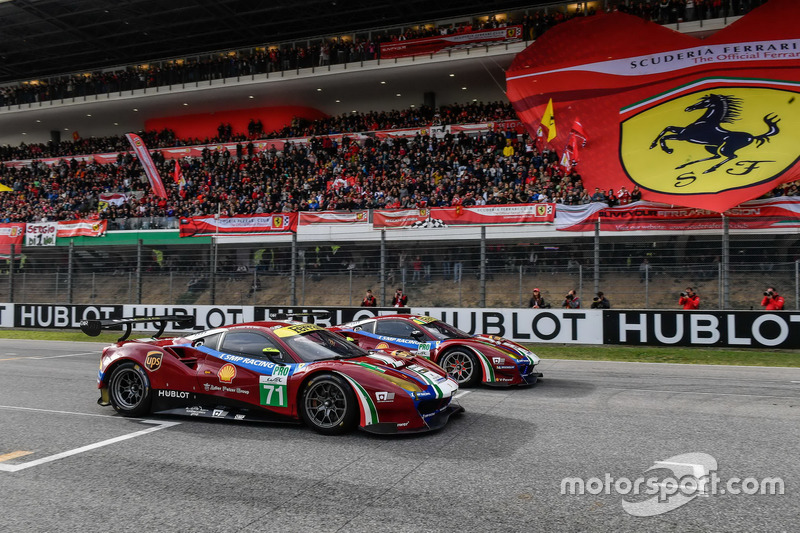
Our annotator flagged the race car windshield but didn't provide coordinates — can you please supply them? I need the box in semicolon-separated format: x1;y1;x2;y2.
284;329;369;362
419;320;471;340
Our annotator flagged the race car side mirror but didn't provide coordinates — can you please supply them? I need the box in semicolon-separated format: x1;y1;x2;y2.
410;330;424;340
262;347;286;365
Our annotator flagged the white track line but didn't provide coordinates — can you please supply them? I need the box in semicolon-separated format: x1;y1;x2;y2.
454;390;472;399
607;387;800;400
0;419;179;473
0;405;122;419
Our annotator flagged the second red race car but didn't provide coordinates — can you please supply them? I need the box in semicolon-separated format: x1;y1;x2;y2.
330;315;542;387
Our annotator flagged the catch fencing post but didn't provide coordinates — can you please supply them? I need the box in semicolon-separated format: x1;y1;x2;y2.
291;233;297;305
594;219;600;296
68;240;74;304
480;226;486;308
380;229;386;306
136;239;143;305
210;239;217;305
722;214;730;309
7;244;14;303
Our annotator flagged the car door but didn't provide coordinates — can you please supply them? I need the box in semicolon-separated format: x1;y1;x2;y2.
195;329;292;407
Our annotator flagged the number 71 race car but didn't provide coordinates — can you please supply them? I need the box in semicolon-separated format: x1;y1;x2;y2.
81;316;463;435
329;315;542;387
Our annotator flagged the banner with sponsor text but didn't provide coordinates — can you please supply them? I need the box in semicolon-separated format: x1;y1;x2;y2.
57;220;107;238
374;203;555;228
298;211;369;225
556;197;800;232
381;25;523;59
179;213;298;237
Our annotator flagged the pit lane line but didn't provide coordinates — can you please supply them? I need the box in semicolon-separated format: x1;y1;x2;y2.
0;405;179;473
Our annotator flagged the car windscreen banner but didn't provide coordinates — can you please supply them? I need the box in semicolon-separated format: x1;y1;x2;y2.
56;220;107;238
381;25;522;59
0;223;25;258
374;204;555;228
556;196;800;231
179;214;298;237
298;211;369;225
506;0;800;213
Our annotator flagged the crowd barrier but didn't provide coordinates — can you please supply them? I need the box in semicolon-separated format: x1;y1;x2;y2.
2;303;797;349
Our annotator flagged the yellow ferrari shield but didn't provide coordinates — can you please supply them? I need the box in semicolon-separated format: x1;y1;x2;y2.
620;85;800;195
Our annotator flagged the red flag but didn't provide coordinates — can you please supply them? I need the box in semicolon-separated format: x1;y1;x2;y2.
173;160;186;199
570;117;588;146
125;133;168;198
570;134;580;162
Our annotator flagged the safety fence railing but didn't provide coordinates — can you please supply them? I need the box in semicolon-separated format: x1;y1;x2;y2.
2;228;796;310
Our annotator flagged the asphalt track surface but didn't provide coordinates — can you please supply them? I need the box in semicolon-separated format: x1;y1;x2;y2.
0;339;798;532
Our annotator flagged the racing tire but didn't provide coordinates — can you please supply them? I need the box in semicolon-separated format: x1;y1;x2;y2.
108;362;153;417
439;349;481;388
300;373;358;435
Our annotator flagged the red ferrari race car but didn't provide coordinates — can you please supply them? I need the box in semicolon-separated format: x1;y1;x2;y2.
330;315;542;388
81;315;463;435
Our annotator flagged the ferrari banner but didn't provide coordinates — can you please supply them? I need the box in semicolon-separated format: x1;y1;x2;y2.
381;26;522;59
57;220;107;238
556;197;800;232
125;133;168;199
506;0;800;212
374;204;555;228
298;211;369;225
0;223;25;258
179;214;298;237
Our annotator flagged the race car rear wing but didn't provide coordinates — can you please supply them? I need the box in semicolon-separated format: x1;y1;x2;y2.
80;315;196;342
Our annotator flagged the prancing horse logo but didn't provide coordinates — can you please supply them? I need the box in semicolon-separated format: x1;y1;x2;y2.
649;93;780;174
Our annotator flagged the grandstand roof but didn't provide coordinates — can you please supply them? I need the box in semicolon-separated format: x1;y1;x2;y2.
0;0;549;83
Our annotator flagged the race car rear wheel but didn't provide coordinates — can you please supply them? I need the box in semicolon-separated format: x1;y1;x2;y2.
108;362;152;417
300;374;357;435
439;349;481;387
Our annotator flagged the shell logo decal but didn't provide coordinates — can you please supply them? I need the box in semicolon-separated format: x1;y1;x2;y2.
218;363;237;383
376;342;389;349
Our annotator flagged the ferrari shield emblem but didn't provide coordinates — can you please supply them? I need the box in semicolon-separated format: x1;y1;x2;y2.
620;85;800;197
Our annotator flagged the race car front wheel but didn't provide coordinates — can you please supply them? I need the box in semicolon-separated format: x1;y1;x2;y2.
300;374;358;435
108;362;152;417
439;349;481;387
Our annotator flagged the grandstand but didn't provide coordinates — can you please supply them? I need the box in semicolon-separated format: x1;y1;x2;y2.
1;0;792;311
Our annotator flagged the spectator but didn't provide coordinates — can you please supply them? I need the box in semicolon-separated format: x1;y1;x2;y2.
679;287;700;309
528;288;548;309
590;291;611;309
761;287;785;310
639;258;651;282
391;288;408;307
562;289;581;309
360;288;377;307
